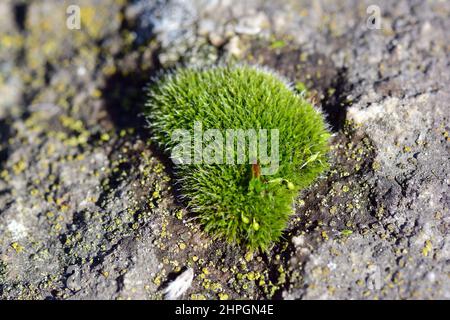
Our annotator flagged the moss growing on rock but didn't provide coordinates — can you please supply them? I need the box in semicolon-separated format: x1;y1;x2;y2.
145;65;330;250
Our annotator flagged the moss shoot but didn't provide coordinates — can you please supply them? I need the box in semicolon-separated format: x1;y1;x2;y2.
145;65;330;250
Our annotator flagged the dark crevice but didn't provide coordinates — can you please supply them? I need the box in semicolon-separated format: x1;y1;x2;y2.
320;68;352;132
100;67;156;130
13;2;27;32
0;119;13;170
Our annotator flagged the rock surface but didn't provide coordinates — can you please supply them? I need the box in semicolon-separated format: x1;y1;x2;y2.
0;0;448;299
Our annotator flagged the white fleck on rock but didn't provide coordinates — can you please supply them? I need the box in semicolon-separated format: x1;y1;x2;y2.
7;220;27;241
225;36;243;57
163;267;194;300
77;66;87;77
292;235;305;247
234;12;269;35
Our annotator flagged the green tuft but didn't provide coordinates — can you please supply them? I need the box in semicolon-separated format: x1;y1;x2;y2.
145;65;330;250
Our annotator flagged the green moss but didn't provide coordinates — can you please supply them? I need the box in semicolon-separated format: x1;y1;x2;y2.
270;40;286;49
145;65;330;250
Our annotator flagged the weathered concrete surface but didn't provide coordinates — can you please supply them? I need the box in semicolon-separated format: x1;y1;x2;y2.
0;0;449;299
